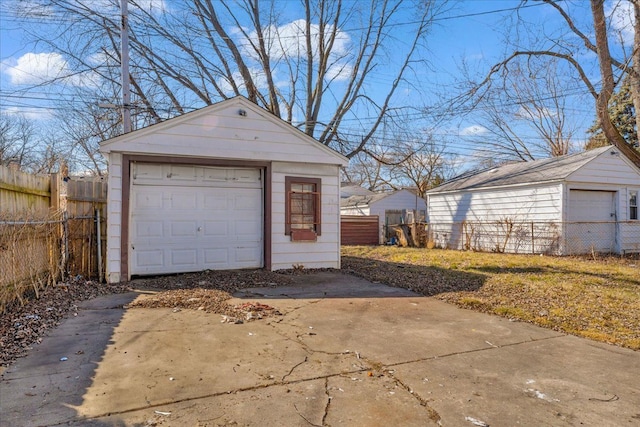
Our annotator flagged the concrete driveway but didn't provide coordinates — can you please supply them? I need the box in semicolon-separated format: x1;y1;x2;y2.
1;272;639;426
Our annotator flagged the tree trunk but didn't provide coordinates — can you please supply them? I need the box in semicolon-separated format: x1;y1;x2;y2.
590;0;640;168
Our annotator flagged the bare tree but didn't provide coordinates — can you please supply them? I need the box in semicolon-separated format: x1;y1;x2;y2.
0;113;37;170
15;0;450;158
465;59;577;162
341;151;391;192
463;0;640;167
382;137;454;199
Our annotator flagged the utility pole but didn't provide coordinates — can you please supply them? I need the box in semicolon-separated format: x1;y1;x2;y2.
120;0;131;133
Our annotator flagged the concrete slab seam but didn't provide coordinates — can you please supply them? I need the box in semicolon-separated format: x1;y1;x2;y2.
385;333;567;370
58;368;372;423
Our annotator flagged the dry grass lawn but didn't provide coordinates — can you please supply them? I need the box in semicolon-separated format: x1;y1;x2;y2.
342;246;640;350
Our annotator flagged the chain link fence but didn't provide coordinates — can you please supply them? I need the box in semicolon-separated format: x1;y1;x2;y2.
0;212;63;312
427;220;640;255
0;211;105;313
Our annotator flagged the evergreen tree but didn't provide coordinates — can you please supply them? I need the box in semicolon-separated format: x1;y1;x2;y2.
586;77;638;150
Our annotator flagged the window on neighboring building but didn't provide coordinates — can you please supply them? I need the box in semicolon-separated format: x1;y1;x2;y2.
285;176;321;238
631;191;638;220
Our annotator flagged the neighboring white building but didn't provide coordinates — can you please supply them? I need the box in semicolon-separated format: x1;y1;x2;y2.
341;188;426;243
426;146;640;255
340;182;375;198
99;96;348;283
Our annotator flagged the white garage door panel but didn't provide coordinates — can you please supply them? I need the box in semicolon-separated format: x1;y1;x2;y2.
172;249;198;266
203;220;229;236
568;190;615;221
130;164;263;275
567;190;615;253
135;250;164;267
204;249;228;264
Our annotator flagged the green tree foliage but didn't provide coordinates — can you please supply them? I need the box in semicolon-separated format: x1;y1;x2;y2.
586;76;638;151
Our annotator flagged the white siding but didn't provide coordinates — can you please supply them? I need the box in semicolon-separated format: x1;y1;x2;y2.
102;98;347;282
427;183;563;254
428;183;563;223
106;153;123;283
101;98;347;167
271;162;341;270
620;187;640;253
568;152;640;186
425;150;640;255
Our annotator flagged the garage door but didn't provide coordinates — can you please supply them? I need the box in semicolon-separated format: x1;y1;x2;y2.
567;190;616;253
130;163;263;276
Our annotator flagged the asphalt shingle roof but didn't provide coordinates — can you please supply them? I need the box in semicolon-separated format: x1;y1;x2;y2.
340;192;391;208
428;146;613;193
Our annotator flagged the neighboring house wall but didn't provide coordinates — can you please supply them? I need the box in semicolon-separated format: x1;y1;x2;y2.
368;190;426;243
341;189;426;244
341;206;371;216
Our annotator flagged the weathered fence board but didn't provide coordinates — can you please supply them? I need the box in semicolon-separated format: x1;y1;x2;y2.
66;179;107;279
0;166;52;215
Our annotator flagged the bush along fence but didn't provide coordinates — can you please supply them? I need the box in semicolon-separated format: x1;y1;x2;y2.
427;219;640;255
0;165;106;313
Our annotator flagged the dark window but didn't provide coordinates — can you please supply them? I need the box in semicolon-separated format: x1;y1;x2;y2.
285;176;321;237
631;191;638;220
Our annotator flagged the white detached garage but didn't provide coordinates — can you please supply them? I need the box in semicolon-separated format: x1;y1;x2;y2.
100;96;348;283
427;146;640;255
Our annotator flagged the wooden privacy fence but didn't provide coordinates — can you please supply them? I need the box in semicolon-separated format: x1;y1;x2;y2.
341;215;380;245
0;165;106;312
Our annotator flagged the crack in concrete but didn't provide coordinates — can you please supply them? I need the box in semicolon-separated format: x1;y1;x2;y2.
321;377;331;426
66;368;372;424
294;402;321;426
386;370;442;426
386;333;566;370
281;356;308;382
265;316;359;360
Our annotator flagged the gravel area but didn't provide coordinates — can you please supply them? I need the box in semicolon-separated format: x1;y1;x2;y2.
1;269;295;368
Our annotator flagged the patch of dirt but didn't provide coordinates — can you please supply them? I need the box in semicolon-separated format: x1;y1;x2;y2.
1;269;296;368
0;276;130;368
127;288;281;323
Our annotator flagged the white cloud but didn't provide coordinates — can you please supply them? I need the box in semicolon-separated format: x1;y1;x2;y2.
11;0;55;18
3;106;54;121
134;0;167;13
217;68;269;94
607;1;634;46
466;53;484;61
3;53;67;85
2;52;100;87
460;125;488;136
515;106;557;120
90;0;167;14
239;19;353;81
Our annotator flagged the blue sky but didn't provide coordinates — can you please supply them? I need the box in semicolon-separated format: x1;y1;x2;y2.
0;0;633;163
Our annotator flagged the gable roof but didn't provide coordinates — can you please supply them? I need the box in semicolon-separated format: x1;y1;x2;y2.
99;96;348;166
340;188;421;208
340;183;375;198
341;192;390;208
428;146;620;193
